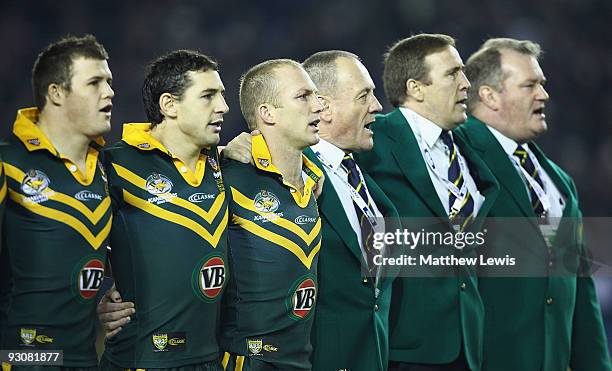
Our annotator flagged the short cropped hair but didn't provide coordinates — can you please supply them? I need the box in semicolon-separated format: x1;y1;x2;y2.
142;50;218;127
302;50;361;97
32;34;108;110
239;59;302;130
465;38;542;112
383;33;455;107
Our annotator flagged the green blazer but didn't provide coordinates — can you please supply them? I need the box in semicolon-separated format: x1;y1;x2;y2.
355;109;499;370
305;148;401;371
454;116;611;371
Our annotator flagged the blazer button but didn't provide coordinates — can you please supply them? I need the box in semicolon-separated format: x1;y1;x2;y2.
362;277;368;284
546;297;553;305
460;282;466;290
374;304;379;312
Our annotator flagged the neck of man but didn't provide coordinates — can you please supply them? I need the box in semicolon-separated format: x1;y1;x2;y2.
37;109;92;171
402;102;455;131
151;120;206;172
263;131;304;193
471;106;526;145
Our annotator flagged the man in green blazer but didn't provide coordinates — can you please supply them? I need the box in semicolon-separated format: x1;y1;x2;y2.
302;50;401;371
356;34;499;371
454;37;611;371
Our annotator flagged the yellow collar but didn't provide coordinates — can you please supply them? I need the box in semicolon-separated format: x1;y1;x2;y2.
121;123;210;187
13;107;105;155
251;134;323;207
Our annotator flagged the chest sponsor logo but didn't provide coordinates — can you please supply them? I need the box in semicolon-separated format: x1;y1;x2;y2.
295;215;317;225
146;173;173;195
254;190;280;213
199;257;225;299
188;192;216;203
152;332;186;352
21;169;50;197
78;259;105;299
75;190;103;201
289;277;317;320
19;328;54;347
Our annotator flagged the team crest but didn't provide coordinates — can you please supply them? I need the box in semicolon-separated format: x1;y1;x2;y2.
247;339;263;355
254;190;280;213
257;158;270;168
21;169;50;195
207;156;219;171
153;334;168;351
146;173;173;195
20;328;36;345
287;277;317;320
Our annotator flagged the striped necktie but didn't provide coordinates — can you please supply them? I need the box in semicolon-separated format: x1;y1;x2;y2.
341;154;377;275
439;130;474;230
513;147;546;216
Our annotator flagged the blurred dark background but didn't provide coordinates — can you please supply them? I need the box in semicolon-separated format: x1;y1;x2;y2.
2;0;612;350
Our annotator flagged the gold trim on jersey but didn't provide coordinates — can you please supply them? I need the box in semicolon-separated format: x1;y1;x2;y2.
8;188;111;250
4;163;111;224
0;165;6;204
231;187;320;245
121;123;210;186
112;163;225;224
122;189;227;247
251;134;322;208
232;214;320;269
13;107;105;185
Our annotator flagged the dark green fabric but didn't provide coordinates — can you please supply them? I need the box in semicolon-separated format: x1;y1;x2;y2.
355;109;500;371
305;148;401;371
0;136;109;367
220;159;321;371
99;356;223;371
101;141;227;368
454;116;611;371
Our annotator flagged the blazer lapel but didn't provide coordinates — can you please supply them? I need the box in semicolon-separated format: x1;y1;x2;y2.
386;109;448;219
304;148;363;263
459;118;534;218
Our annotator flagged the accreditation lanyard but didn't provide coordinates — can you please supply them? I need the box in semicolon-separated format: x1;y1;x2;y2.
314;151;379;228
508;147;551;215
415;133;470;217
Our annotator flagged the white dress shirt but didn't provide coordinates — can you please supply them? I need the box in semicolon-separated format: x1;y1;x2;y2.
487;126;565;219
400;107;485;216
310;139;384;257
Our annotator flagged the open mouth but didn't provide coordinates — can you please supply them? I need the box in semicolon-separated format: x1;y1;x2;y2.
533;107;545;116
99;104;112;114
208;120;223;128
456;98;468;108
308;119;320;128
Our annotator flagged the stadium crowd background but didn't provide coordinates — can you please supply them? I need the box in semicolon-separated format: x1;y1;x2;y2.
1;0;611;351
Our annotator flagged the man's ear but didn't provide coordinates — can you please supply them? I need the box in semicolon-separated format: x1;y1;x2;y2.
317;95;332;122
478;85;500;111
46;83;65;106
258;104;275;125
406;79;424;102
159;93;178;119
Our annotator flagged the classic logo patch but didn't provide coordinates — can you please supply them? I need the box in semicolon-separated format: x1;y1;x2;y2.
19;328;54;347
188;193;215;203
192;254;226;302
21;169;50;196
75;190;103;201
248;339;263;355
287;276;317;320
254;190;280;213
152;332;186;352
146;173;173;195
294;215;317;225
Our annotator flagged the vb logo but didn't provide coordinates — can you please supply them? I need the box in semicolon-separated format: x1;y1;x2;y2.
289;277;317;320
77;259;105;300
198;256;226;300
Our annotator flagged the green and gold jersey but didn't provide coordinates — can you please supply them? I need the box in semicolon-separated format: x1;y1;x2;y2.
220;135;322;371
102;123;228;368
0;108;111;367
